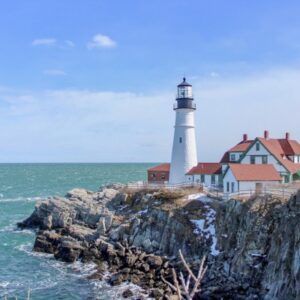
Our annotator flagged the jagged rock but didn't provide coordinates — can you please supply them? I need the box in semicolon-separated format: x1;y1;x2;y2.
66;224;96;242
147;255;163;268
122;289;133;298
109;273;124;285
54;237;84;262
66;188;93;201
130;274;140;284
18;185;300;299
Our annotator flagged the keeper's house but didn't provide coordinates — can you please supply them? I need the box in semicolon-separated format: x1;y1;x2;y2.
221;131;300;193
223;164;282;194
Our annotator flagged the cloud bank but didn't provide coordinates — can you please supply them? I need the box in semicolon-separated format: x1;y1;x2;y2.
0;67;300;162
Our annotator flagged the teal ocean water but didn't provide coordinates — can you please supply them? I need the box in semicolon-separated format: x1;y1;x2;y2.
0;163;154;300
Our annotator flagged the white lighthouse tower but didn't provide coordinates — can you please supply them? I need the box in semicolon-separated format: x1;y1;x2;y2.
169;78;198;184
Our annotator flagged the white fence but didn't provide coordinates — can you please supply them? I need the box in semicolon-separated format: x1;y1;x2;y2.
126;181;299;201
126;181;203;190
223;187;299;200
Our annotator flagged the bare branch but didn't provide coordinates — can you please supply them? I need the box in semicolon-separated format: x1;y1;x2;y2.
166;250;208;299
172;268;182;299
161;274;177;293
179;250;197;282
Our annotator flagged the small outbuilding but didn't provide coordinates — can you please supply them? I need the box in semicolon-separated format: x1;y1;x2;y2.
223;164;282;194
186;163;222;187
147;163;170;184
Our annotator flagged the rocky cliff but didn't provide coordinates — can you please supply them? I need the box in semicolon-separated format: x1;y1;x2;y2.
216;192;300;300
18;185;300;299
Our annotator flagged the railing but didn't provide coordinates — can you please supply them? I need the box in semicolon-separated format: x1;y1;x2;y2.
126;182;299;201
173;102;196;110
126;181;203;190
223;187;299;201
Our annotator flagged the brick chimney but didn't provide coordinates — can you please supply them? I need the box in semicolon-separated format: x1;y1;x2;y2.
286;132;290;140
243;134;248;142
264;130;269;140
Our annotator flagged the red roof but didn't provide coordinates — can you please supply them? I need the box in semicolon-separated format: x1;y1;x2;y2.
229;140;253;152
220;140;253;163
228;164;282;181
186;163;222;175
258;138;300;174
148;163;170;172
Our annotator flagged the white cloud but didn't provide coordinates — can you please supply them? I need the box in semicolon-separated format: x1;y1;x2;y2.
64;40;75;47
43;69;66;76
32;38;57;46
210;72;220;78
87;34;117;49
1;67;300;162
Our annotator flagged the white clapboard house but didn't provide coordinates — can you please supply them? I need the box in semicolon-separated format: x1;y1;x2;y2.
221;131;300;193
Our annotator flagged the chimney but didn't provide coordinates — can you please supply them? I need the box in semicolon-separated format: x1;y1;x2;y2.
243;134;248;142
264;130;269;140
286;132;290;140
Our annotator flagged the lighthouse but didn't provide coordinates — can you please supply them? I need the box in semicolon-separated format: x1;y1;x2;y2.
169;78;198;184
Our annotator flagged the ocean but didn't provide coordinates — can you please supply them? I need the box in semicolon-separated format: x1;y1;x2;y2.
0;163;155;300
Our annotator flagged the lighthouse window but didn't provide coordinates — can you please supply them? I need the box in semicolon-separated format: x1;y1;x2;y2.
179;137;182;143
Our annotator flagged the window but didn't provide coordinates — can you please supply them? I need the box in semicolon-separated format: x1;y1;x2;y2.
200;174;205;183
256;143;260;151
284;175;290;183
262;156;268;164
226;182;230;192
152;173;156;178
179;137;182;143
250;156;255;164
161;175;166;180
230;154;236;161
231;182;235;193
218;175;222;185
211;175;216;185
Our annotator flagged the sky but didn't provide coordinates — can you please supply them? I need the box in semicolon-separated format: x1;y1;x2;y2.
1;0;300;162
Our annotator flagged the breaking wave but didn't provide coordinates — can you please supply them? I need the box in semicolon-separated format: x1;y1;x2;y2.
0;196;44;203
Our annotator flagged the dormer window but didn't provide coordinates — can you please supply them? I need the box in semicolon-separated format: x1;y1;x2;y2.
230;154;236;161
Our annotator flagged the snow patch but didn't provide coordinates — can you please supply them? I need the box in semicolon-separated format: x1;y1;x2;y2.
188;193;212;203
190;204;220;256
137;208;148;215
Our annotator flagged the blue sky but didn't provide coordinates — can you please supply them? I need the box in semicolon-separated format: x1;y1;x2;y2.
1;1;300;162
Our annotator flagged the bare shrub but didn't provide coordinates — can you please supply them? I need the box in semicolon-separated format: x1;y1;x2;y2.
162;250;207;300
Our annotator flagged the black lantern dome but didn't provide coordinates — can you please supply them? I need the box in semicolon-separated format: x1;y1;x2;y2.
174;77;196;110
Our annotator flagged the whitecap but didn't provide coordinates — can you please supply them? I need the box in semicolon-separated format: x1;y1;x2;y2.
91;281;151;299
0;224;35;235
0;223;16;233
0;281;10;288
0;196;42;203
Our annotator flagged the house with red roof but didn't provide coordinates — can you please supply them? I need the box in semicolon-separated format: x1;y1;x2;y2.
223;164;282;194
222;131;300;194
147;163;170;184
185;163;222;186
147;130;300;192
